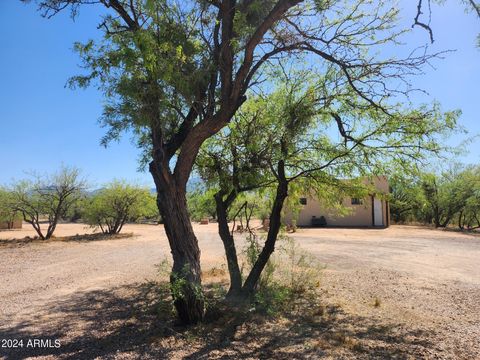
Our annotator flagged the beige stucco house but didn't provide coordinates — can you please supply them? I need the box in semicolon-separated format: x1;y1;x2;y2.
284;176;390;228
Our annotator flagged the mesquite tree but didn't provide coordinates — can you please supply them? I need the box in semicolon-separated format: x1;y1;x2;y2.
197;75;458;298
9;167;86;240
83;181;157;234
426;167;480;228
389;175;428;224
28;0;451;323
451;166;480;229
0;189;21;229
391;165;480;228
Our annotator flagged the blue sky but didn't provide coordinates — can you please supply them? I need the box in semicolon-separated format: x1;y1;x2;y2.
0;1;479;187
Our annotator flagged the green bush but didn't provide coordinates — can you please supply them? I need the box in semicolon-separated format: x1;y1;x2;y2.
83;181;157;234
242;233;323;316
187;189;217;221
0;188;21;226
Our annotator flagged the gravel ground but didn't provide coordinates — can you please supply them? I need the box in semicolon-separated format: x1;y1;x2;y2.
293;227;480;359
0;223;479;359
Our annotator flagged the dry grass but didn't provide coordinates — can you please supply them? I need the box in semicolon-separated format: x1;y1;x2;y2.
202;266;228;280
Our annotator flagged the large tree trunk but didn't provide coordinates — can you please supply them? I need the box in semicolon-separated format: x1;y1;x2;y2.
215;192;242;297
150;163;204;324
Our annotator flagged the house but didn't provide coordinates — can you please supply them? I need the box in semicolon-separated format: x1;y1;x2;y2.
284;176;390;228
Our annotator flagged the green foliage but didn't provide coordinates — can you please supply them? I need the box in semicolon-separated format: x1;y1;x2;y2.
228;192;269;226
198;72;460;233
0;189;21;226
8;166;86;239
58;0;453;174
242;233;323;316
243;233;276;288
389;174;428;223
28;0;475;324
200;71;460;201
83;181;157;234
64;200;85;223
187;189;217;221
426;165;480;229
390;164;480;229
169;262;205;313
65;1;218;168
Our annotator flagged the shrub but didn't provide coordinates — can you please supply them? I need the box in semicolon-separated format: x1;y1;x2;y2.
242;233;323;316
187;189;217;222
83;181;157;234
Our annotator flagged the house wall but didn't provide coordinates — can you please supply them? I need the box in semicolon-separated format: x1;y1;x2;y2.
284;176;390;228
0;219;22;230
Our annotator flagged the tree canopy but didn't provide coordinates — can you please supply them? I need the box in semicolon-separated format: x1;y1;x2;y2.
391;165;480;229
195;72;458;297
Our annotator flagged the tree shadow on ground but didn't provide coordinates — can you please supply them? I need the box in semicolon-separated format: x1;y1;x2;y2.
394;224;480;238
0;281;436;360
0;232;135;248
186;299;435;360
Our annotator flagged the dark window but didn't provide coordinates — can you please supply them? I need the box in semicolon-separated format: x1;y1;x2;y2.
351;198;363;205
299;197;307;205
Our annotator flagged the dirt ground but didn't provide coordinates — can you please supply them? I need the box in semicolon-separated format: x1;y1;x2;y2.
0;223;479;359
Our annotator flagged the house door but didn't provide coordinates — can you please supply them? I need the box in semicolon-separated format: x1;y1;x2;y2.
373;198;383;227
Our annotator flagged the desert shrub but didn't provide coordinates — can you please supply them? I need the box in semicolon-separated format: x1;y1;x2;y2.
83;181;157;234
153;234;323;321
243;233;277;289
242;233;323;316
276;236;323;295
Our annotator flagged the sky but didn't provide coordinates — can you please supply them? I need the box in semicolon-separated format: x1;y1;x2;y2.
0;1;479;187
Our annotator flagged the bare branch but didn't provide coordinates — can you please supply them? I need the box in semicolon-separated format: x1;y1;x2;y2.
412;0;434;43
